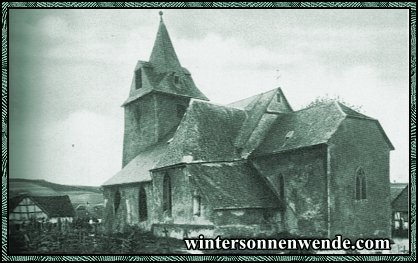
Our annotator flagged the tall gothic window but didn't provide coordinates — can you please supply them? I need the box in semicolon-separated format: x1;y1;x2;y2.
192;195;201;216
355;167;367;200
114;190;121;213
135;69;142;89
138;186;148;221
163;173;172;216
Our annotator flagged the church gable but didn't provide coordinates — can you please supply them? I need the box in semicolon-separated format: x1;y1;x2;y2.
230;88;293;158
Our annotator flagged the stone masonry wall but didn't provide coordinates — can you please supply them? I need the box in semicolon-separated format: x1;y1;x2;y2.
122;94;157;166
329;117;391;239
253;146;328;237
103;182;153;233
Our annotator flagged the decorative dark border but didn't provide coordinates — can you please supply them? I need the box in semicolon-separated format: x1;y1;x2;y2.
1;2;416;261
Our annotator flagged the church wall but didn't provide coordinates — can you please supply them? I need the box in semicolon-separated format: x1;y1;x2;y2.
122;94;157;166
329;118;391;240
253;146;328;237
103;182;154;233
212;208;281;238
151;166;216;238
155;92;190;140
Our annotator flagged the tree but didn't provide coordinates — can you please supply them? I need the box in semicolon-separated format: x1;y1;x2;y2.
304;94;364;113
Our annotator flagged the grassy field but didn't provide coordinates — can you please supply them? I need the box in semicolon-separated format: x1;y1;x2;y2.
9;178;104;206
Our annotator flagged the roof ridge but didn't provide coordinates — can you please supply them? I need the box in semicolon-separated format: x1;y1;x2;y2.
190;98;246;112
295;101;337;113
149;18;182;72
228;88;279;108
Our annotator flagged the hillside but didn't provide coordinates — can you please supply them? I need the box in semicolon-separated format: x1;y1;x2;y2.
9;178;104;206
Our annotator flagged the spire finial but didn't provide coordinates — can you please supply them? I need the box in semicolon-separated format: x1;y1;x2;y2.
159;11;163;21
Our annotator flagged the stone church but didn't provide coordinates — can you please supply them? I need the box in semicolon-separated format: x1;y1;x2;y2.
102;14;394;240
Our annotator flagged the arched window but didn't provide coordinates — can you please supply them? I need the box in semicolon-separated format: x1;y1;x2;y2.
278;173;285;204
138;186;147;221
355;167;367;200
192;195;201;216
163;173;172;216
135;69;142;89
114;190;121;213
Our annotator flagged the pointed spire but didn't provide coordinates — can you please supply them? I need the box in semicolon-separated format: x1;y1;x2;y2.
149;11;182;72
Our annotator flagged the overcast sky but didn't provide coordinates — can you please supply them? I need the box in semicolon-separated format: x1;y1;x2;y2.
9;9;409;186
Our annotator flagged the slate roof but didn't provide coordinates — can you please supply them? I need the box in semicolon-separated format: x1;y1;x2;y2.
337;102;374;120
188;162;279;210
122;17;208;106
229;88;292;113
228;92;266;110
123;63;208;106
102;141;169;186
232;89;291;152
254;101;395;156
10;195;75;218
254;102;345;156
149;18;182;73
232;89;279;148
154;100;247;168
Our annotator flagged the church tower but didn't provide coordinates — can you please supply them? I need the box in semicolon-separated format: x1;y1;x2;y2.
122;12;208;166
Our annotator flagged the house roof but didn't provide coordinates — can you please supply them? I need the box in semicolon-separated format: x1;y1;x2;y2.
254;102;345;156
154;100;247;169
10;195;75;218
336;102;372;120
102;140;169;186
232;89;279;149
253;101;394;156
230;88;293;158
228;92;266;110
391;185;408;212
390;183;408;202
9;196;23;212
188;162;279;210
228;87;293;113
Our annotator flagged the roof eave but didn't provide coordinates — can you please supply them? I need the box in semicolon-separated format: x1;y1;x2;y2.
251;143;328;159
102;180;152;188
151;162;187;172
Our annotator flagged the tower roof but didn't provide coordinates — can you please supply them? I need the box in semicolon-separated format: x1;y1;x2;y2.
123;12;208;105
149;12;182;73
